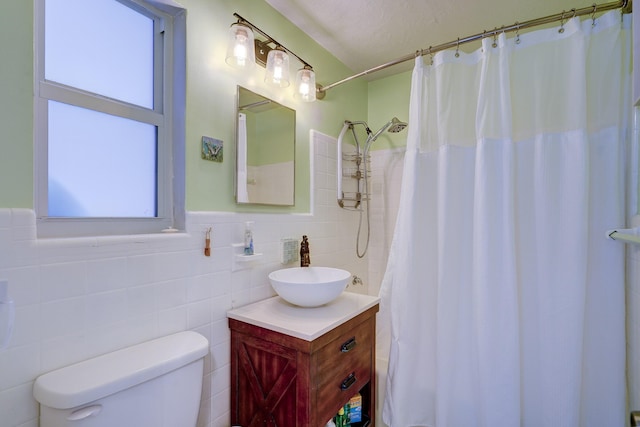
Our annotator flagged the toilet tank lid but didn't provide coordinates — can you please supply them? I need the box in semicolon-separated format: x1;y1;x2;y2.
33;331;208;409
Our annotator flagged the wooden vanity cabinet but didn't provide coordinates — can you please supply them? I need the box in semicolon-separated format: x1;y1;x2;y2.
229;303;379;427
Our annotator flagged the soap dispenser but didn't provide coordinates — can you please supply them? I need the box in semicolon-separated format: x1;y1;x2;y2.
244;221;254;255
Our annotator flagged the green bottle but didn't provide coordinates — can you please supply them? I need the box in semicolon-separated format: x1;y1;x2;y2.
336;407;345;426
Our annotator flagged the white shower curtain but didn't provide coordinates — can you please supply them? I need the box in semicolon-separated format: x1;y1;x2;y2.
380;11;631;427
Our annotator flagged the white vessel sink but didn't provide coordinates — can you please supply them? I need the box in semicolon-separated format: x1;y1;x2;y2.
268;267;351;307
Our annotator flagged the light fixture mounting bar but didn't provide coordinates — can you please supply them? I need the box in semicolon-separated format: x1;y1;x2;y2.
233;13;313;69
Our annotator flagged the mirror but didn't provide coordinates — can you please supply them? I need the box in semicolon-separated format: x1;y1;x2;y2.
236;86;295;206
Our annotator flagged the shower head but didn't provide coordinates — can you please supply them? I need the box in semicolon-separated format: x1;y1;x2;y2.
388;117;408;133
369;117;408;142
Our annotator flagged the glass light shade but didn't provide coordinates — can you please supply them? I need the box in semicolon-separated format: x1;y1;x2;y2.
294;67;316;102
265;48;290;87
225;23;255;69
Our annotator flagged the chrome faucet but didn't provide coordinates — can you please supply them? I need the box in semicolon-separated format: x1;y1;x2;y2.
300;235;310;267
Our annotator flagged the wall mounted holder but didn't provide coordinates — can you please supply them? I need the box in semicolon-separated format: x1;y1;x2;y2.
232;243;263;271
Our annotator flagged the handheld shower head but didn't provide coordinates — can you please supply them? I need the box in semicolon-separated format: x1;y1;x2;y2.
388;117;408;133
369;117;408;142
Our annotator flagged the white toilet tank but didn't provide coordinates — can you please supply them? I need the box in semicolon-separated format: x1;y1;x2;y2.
33;331;208;427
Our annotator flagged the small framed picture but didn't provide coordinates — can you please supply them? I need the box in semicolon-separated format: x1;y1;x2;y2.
201;136;223;162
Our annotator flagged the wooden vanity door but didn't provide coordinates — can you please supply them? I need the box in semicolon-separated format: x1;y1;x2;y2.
231;331;308;426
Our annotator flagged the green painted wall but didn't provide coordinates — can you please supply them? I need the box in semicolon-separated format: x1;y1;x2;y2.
367;70;412;152
0;1;34;208
0;0;369;214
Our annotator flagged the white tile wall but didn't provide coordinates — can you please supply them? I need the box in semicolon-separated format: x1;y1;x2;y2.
0;130;365;427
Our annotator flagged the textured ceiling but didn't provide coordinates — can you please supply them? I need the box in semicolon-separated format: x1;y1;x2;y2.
265;0;613;81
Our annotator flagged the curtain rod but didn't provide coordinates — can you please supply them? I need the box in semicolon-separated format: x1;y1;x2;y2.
317;0;631;95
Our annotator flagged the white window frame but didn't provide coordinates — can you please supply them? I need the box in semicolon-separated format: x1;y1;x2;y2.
34;0;186;238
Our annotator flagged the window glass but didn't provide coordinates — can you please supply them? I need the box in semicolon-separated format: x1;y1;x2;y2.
45;0;154;108
48;101;157;217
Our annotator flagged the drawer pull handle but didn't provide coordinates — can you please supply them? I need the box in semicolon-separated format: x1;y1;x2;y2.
340;372;357;391
340;337;357;352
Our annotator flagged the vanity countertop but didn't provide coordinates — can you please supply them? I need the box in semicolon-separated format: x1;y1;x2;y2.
227;292;380;341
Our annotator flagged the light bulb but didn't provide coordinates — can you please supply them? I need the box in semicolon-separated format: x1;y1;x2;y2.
225;23;255;69
233;34;248;67
294;67;316;102
265;49;290;88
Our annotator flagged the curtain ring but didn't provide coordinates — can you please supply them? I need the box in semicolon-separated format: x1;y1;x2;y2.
571;8;577;18
592;3;597;27
428;46;434;65
515;22;521;44
559;10;566;33
492;28;498;48
455;37;460;58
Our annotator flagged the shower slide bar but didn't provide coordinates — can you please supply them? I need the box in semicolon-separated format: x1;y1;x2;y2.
318;0;631;95
608;228;640;245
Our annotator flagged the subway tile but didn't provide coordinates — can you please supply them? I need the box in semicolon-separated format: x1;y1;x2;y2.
157;305;188;336
0;342;40;389
0;228;11;270
0;382;39;427
210;318;230;347
41;333;87;372
188;275;212;302
10;209;35;227
85;290;127;328
211;363;230;397
212;294;232;322
155;279;187;310
11;304;41;347
210;271;232;298
85;320;129;358
126;283;156;318
5;267;40;306
9;239;38;269
40;297;86;340
37;237;98;265
39;262;87;302
211;389;230;427
0;209;11;227
188;299;211;329
85;257;127;293
125;313;157;345
126;254;156;286
16;418;38;427
154;251;194;282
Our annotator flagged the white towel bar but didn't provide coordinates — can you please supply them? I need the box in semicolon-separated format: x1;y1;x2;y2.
607;228;640;245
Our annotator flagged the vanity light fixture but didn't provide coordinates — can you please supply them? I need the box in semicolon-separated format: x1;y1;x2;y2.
226;13;324;101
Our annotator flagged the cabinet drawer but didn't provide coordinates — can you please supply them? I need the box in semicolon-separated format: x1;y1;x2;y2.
316;348;371;421
316;317;373;382
314;318;373;421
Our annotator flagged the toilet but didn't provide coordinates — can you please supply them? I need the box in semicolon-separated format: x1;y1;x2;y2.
33;331;209;427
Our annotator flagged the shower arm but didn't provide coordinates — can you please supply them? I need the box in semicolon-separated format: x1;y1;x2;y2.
317;0;631;95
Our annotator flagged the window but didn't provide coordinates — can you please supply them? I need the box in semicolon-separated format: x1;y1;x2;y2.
35;0;186;237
